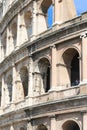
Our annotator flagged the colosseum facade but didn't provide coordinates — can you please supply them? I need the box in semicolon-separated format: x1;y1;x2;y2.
0;0;87;130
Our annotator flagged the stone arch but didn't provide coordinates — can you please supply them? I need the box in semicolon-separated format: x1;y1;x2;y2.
61;46;81;61
24;11;32;40
62;48;80;87
38;56;51;65
62;120;80;130
7;74;13;102
39;0;53;28
20;127;26;130
34;57;51;95
20;128;25;130
20;66;28;97
38;57;51;93
40;0;52;14
36;124;48;130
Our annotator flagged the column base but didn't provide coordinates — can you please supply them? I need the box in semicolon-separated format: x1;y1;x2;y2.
49;86;58;92
30;34;36;41
52;21;63;26
80;80;87;85
49;86;66;91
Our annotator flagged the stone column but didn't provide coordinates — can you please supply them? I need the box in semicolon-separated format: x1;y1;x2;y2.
31;0;37;39
80;32;87;84
3;0;7;15
9;35;14;52
50;115;56;130
50;45;57;90
54;0;62;24
20;24;28;43
1;74;5;107
53;0;76;24
12;63;16;102
15;71;24;101
37;12;47;34
17;12;28;45
10;124;14;130
17;13;21;48
6;27;10;56
83;112;87;130
27;120;32;130
28;56;33;97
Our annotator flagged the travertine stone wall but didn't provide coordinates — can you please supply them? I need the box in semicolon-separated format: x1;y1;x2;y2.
0;0;87;130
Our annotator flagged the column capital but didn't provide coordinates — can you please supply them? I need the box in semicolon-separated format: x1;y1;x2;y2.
28;47;33;57
50;44;56;49
80;31;87;39
19;24;25;28
29;53;32;57
80;110;87;114
48;114;56;118
12;62;15;67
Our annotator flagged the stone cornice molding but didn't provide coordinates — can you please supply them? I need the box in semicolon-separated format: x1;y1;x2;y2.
0;46;28;76
0;16;87;76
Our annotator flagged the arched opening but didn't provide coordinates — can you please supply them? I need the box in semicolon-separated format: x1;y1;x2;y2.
38;58;51;93
7;75;13;102
20;127;26;130
62;48;80;87
62;120;80;130
1;31;7;58
24;11;32;40
41;0;53;28
47;5;53;28
20;67;28;97
71;53;79;86
11;22;17;48
46;66;50;92
37;124;48;130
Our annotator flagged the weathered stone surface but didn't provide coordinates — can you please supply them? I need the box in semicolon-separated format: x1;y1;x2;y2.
0;0;87;130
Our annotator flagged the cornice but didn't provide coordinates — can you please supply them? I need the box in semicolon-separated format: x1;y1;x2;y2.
0;16;87;75
27;18;87;55
0;45;28;75
0;94;87;126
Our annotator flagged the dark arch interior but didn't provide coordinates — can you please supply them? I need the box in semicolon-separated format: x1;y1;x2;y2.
7;75;13;101
46;66;50;92
63;48;80;87
71;53;79;86
20;67;28;97
41;0;52;13
37;124;48;130
39;58;50;92
62;121;80;130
